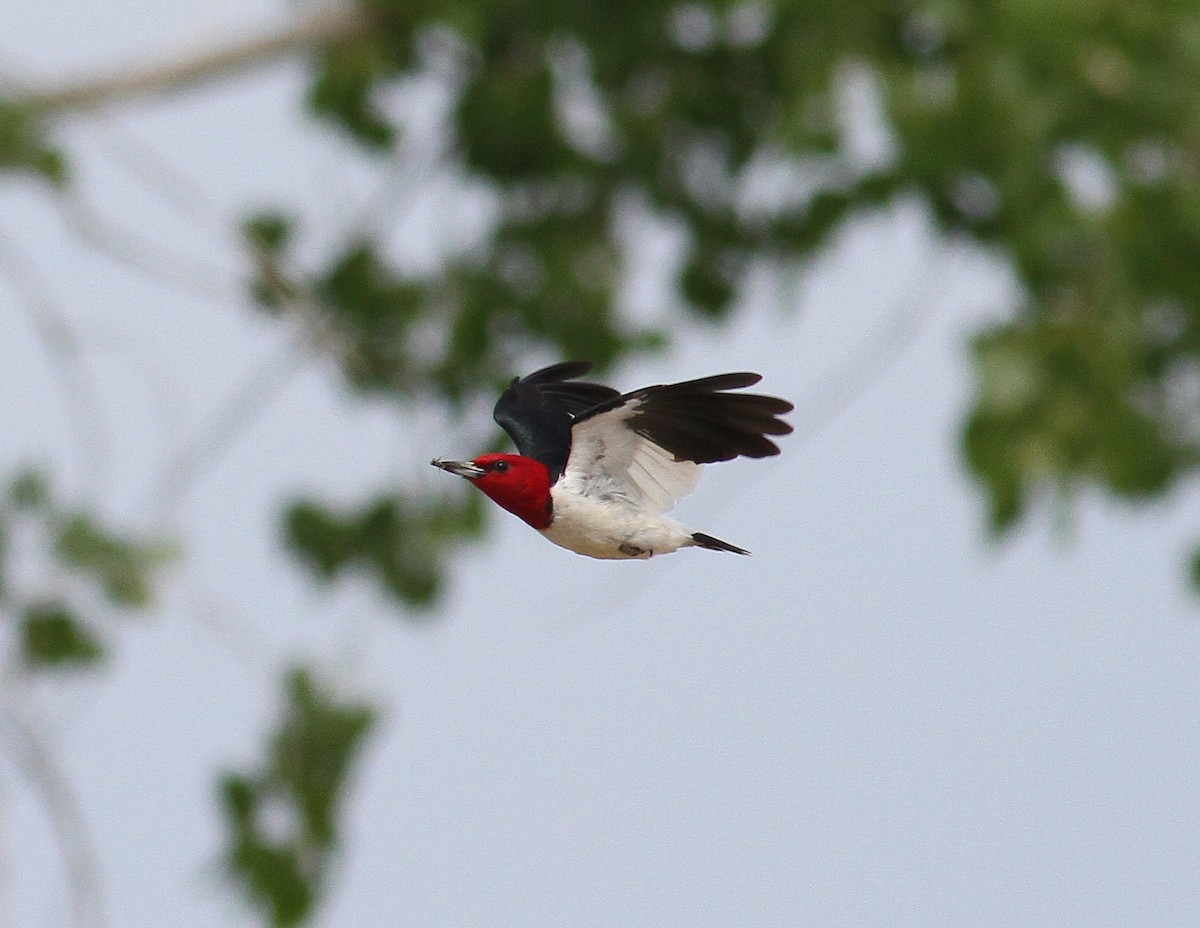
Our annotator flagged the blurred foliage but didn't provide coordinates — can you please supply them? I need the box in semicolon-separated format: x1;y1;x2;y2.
284;0;1200;592
56;513;172;607
0;469;172;671
220;667;376;928
283;489;485;608
964;313;1180;530
20;602;103;668
0;100;66;185
312;242;428;393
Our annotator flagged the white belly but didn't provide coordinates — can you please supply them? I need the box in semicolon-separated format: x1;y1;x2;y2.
542;487;695;559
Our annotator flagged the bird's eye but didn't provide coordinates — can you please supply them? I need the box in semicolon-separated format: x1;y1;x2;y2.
492;460;509;473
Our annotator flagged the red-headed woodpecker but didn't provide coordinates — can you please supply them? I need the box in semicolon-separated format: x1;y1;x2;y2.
432;362;793;559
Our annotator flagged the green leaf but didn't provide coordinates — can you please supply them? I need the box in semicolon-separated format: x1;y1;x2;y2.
8;469;49;509
0;100;67;186
312;242;425;393
680;243;738;319
220;773;257;824
282;502;359;581
270;668;376;847
284;490;485;610
219;667;375;928
963;313;1184;533
221;776;314;928
1190;548;1200;592
244;211;294;254
54;513;173;608
20;603;103;669
306;30;411;149
243;210;303;310
458;63;573;179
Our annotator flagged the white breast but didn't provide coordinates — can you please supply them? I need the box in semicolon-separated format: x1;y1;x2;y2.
542;483;695;559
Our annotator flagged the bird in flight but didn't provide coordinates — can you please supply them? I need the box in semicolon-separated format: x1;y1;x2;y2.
432;362;793;559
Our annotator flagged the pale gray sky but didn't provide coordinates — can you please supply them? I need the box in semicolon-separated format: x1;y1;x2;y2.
2;3;1198;927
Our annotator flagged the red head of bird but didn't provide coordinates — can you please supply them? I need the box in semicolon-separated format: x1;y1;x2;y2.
433;453;552;529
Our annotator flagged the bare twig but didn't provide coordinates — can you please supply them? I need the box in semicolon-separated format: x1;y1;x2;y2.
0;226;109;501
789;241;961;444
59;190;241;304
0;704;105;928
149;334;313;527
15;5;374;115
76;118;237;239
56;114;240;297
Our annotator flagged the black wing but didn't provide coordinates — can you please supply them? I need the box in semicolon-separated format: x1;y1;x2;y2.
493;361;620;480
574;373;794;464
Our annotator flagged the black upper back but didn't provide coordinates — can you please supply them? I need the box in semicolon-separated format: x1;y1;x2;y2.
492;361;620;481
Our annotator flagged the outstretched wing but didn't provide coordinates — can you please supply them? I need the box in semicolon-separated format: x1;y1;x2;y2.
562;373;794;514
493;361;620;481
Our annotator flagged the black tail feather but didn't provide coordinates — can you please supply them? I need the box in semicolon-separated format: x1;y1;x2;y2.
691;532;750;555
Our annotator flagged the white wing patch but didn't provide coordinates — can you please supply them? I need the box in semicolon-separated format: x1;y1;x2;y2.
563;405;702;514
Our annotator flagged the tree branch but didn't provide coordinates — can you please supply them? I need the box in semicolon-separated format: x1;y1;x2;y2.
1;705;106;928
15;4;374;115
0;225;110;503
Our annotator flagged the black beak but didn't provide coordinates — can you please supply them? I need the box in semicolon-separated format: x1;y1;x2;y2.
431;458;486;479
